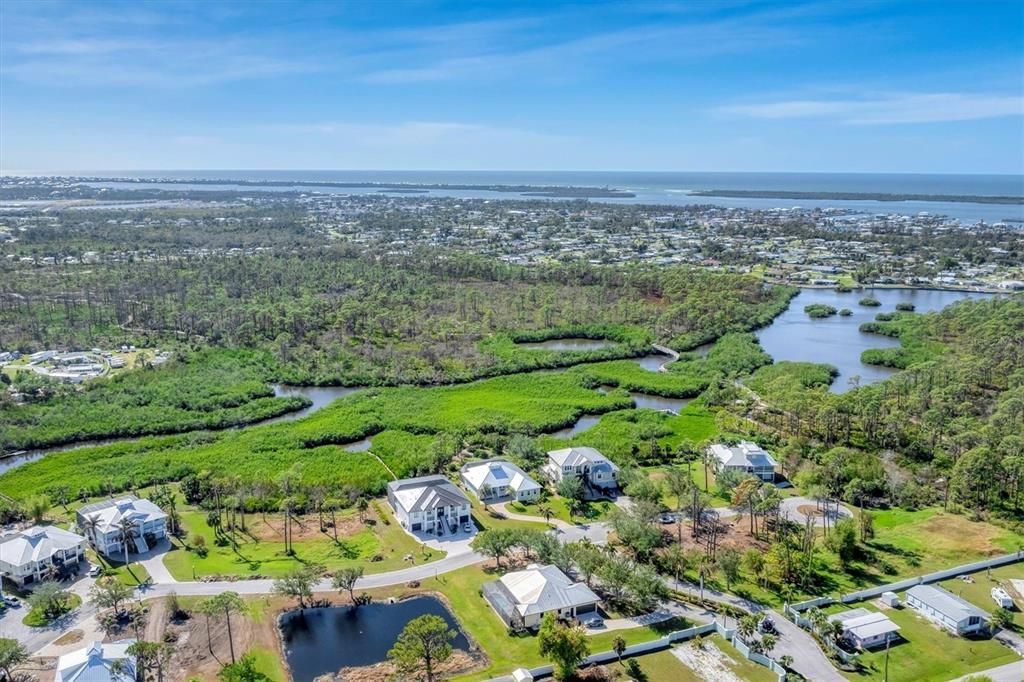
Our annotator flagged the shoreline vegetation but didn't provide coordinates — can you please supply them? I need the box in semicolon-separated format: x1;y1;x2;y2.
75;177;638;198
689;189;1024;204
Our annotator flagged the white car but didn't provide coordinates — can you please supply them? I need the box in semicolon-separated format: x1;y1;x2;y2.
88;565;103;578
4;596;21;608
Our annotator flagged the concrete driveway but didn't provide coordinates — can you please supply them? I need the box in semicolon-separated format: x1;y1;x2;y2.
780;496;853;527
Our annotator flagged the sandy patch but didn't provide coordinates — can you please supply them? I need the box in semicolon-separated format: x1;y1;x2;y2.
672;640;743;682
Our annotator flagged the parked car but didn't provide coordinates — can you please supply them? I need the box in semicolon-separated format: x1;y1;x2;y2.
4;596;21;608
658;513;676;524
88;565;103;578
583;616;604;629
462;523;473;533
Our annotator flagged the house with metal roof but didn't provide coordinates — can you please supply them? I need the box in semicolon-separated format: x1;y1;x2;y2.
0;525;86;586
386;475;471;537
77;495;168;557
828;608;900;649
482;564;600;628
709;441;777;482
55;640;136;682
906;584;989;635
544;447;619;490
460;459;542;503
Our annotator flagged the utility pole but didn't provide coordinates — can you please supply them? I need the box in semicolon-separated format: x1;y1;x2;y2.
884;636;890;682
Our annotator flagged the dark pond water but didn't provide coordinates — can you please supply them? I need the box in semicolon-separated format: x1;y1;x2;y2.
516;338;616;351
279;597;470;681
757;288;993;393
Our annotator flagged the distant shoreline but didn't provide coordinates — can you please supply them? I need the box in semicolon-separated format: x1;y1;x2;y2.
75;177;637;199
690;189;1024;205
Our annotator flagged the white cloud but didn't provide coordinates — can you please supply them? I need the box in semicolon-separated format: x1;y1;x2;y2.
718;93;1024;124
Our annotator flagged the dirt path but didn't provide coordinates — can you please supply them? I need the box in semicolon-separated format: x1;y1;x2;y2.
671;640;743;682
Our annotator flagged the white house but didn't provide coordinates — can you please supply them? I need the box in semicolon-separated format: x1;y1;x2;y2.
828;608;900;649
482;564;600;629
906;584;989;635
460;459;542;502
544;447;619;490
55;640;136;682
991;587;1015;609
76;496;168;557
386;475;471;536
708;441;777;482
0;526;86;586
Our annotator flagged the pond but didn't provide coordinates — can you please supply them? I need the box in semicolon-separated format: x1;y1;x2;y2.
757;288;993;393
635;351;674;371
515;337;616;351
279;597;471;681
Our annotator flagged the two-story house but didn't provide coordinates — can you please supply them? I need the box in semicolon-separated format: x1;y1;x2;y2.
387;475;472;536
0;525;86;586
76;496;168;557
543;447;619;490
709;441;777;482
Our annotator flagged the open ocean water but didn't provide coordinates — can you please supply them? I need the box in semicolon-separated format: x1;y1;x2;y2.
21;170;1024;223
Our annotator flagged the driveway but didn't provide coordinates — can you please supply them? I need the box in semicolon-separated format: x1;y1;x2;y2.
135;538;176;584
780;496;853;527
767;608;846;682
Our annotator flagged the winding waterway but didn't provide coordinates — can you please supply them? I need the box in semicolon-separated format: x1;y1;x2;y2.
0;384;359;475
0;290;993;471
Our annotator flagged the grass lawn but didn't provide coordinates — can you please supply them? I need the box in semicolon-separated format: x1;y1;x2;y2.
507;495;613;524
163;505;442;580
360;563;689;681
936;563;1024;630
22;593;82;627
89;550;151;586
825;598;1018;682
246;645;287;682
624;635;779;682
647;465;730;509
471;499;549;532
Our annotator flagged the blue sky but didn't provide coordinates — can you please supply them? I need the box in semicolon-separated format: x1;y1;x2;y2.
1;0;1022;173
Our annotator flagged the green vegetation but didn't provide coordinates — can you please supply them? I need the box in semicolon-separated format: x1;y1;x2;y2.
23;587;80;627
828;599;1017;682
163;507;439;579
0;349;308;451
805;303;838;318
859;296;882;307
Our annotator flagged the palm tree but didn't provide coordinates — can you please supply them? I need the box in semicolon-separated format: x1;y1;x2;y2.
116;517;138;566
81;513;102;549
538;505;553;526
